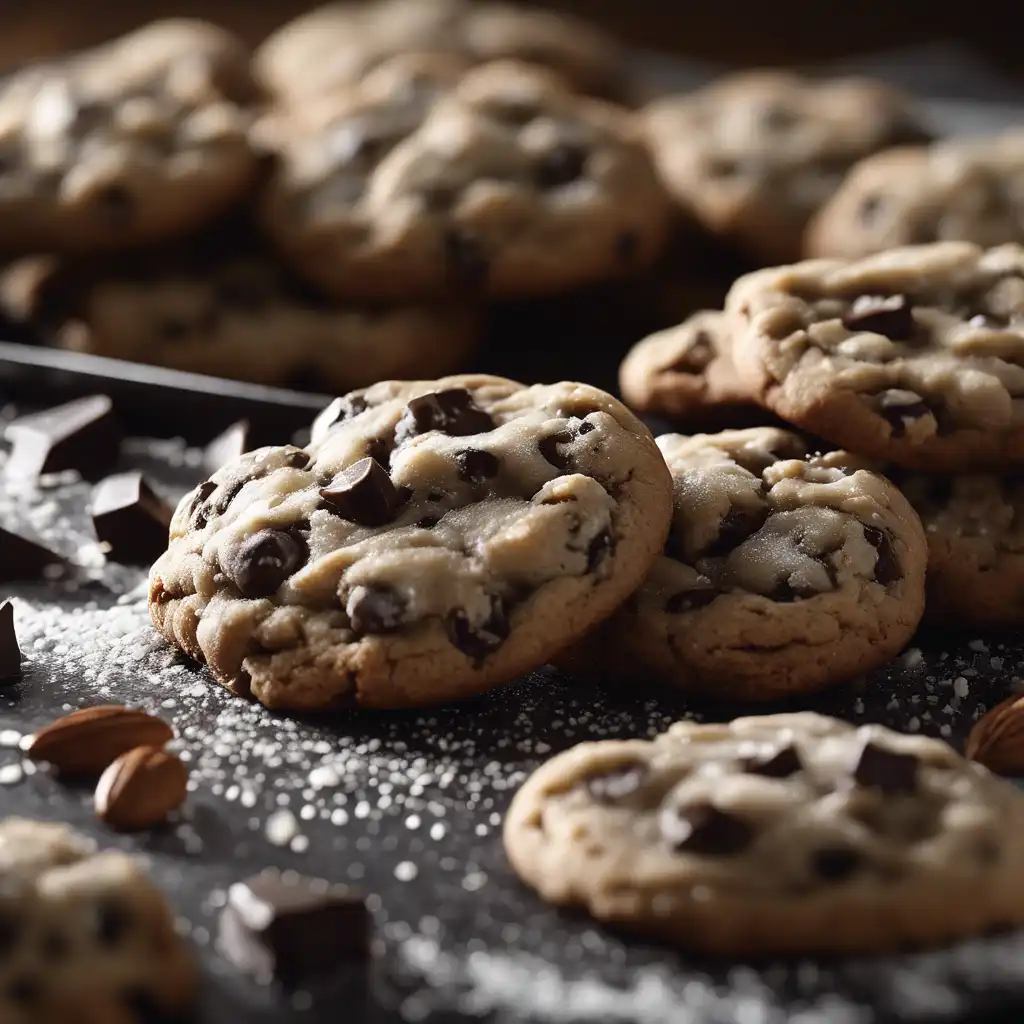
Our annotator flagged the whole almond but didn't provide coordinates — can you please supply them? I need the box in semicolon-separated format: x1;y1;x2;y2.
965;695;1024;774
95;746;188;831
26;705;174;775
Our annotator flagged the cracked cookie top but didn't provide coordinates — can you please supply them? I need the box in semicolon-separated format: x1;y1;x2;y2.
258;59;670;300
729;241;1024;471
149;374;672;710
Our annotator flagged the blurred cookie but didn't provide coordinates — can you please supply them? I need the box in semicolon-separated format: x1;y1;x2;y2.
644;72;932;265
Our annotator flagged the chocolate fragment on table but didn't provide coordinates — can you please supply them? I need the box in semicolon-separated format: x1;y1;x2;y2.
3;394;119;481
0;526;64;582
91;471;173;565
204;419;250;474
217;868;372;985
0;600;20;680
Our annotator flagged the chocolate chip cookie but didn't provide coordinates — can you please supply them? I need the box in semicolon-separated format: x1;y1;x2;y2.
149;375;673;710
255;0;629;104
0;20;260;254
730;242;1024;471
644;72;932;265
504;712;1024;953
806;133;1024;259
565;428;926;700
1;228;479;390
258;59;671;300
0;817;197;1022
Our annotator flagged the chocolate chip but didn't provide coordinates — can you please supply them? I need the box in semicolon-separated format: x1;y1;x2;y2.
456;448;501;484
487;97;539;125
96;900;129;946
398;389;494;439
225;528;307;599
444;229;489;290
217;869;371;985
585;761;648;803
0;526;64;582
347;585;406;633
203;421;250;474
311;395;368;444
842;294;914;339
853;739;918;794
95;183;134;225
320;458;401;527
538;429;574;472
664;588;718;614
535;144;587;188
744;744;802;778
704;506;769;557
586;529;613;573
91;472;173;566
615;230;639;266
189;480;218;530
4;394;119;481
863;526;900;584
661;803;754;856
812;846;862;881
872;389;930;437
669;330;715;373
0;601;21;681
417;515;441;528
445;596;510;663
421;183;458;210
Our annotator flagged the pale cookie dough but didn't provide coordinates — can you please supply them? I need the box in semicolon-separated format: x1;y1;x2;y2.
149;374;673;711
0;817;197;1023
505;712;1024;954
0;20;261;254
644;71;932;264
258;59;671;300
565;428;926;700
806;133;1024;259
729;241;1024;471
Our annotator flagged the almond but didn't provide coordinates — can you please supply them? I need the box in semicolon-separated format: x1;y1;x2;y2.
95;746;188;832
965;695;1024;774
25;704;174;775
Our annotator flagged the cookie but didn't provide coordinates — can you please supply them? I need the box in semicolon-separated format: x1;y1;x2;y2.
258;59;671;301
1;228;480;390
0;20;260;254
504;711;1024;954
806;134;1024;259
643;72;932;265
565;428;927;700
149;374;673;711
729;241;1024;471
255;0;629;104
0;817;197;1022
618;310;761;426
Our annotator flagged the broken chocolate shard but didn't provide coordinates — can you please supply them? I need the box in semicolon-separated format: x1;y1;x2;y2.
91;472;173;566
217;869;371;985
204;420;250;474
853;739;918;794
320;458;400;526
0;526;64;582
0;601;20;680
4;395;119;481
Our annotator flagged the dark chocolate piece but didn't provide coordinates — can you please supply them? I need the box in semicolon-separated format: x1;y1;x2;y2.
585;761;648;804
863;526;900;584
217;869;371;985
812;846;862;882
204;420;250;473
4;394;119;481
842;294;914;340
743;744;802;778
455;448;501;485
225;528;308;599
853;739;918;794
661;802;754;856
320;458;400;526
347;585;407;633
0;601;20;680
398;389;494;440
445;597;509;663
0;527;64;582
91;472;173;566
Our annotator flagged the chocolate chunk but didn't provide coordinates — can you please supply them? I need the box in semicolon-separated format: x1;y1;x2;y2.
204;421;250;474
872;389;930;437
311;395;368;444
399;389;494;439
744;744;802;778
4;395;119;481
813;847;861;882
445;596;510;663
535;144;587;188
863;526;900;584
0;601;20;680
347;585;406;634
285;449;311;470
585;761;648;803
444;229;489;290
704;506;769;557
321;458;400;527
455;448;501;485
0;527;63;582
853;739;918;794
661;802;754;856
189;480;218;530
91;472;173;566
217;869;371;985
664;588;718;614
586;529;613;573
842;294;914;339
226;529;308;599
539;419;596;474
669;330;715;373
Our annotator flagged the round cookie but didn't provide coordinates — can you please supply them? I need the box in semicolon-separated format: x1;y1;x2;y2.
565;428;926;701
1;230;479;390
643;71;932;265
0;817;197;1021
254;0;630;105
504;712;1024;954
149;374;673;711
0;20;261;254
258;59;671;301
806;135;1024;260
729;241;1024;471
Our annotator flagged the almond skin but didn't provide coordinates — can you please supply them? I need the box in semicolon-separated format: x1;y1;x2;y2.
26;705;174;775
965;695;1024;775
95;746;188;831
